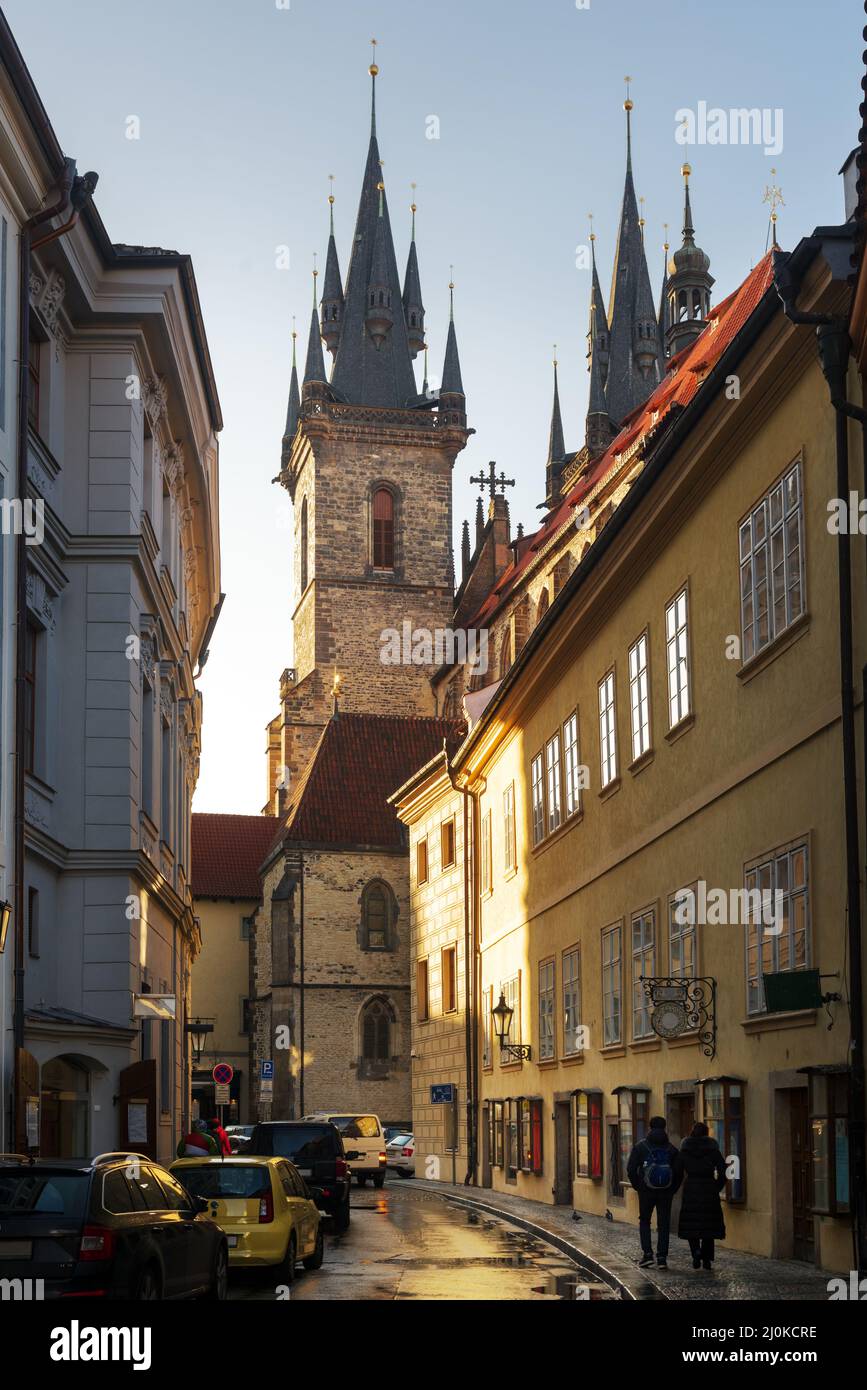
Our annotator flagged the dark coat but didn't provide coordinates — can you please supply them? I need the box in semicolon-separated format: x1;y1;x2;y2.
677;1136;727;1240
626;1127;683;1195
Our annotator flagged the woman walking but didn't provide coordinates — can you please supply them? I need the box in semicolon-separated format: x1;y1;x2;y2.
678;1122;727;1269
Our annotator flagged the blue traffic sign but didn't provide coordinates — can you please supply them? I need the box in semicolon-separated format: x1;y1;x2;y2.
261;1060;274;1080
430;1083;456;1104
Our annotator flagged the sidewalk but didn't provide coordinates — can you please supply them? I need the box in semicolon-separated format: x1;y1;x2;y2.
412;1180;835;1301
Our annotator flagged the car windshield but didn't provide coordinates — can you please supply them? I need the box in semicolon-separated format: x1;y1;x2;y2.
255;1126;336;1163
0;1170;89;1217
178;1166;271;1199
329;1116;380;1139
389;1134;413;1147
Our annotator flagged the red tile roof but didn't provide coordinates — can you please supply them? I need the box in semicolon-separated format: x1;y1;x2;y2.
191;813;278;899
466;253;777;630
268;713;464;859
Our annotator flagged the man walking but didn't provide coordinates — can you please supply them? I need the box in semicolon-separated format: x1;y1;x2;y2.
627;1115;682;1270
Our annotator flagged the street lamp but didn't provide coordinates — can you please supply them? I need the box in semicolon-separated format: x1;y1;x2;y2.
185;1018;213;1065
0;900;11;954
492;991;531;1062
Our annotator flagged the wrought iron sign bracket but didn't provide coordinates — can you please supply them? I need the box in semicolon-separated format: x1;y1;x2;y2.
640;976;717;1059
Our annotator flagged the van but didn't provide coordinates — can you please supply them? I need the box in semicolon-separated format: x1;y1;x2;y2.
302;1113;386;1187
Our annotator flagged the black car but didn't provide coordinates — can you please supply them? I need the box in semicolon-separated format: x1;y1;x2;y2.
248;1122;351;1231
0;1151;228;1300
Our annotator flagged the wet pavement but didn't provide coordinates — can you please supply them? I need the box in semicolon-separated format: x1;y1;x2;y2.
227;1181;618;1301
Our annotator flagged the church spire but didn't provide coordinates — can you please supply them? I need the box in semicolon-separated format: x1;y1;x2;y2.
585;221;614;457
666;164;714;357
329;44;418;406
605;82;661;426
282;319;300;457
402;186;425;359
658;224;671;361
545;350;566;508
440;275;465;398
303;260;327;388
321;176;344;357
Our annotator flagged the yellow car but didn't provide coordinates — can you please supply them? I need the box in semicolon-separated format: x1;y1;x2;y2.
171;1155;323;1282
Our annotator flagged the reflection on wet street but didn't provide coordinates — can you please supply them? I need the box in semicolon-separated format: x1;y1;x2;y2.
228;1183;618;1301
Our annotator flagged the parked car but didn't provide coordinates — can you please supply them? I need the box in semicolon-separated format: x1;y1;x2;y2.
302;1113;386;1188
225;1125;254;1140
171;1156;322;1281
385;1134;416;1178
0;1151;227;1300
227;1134;251;1154
383;1125;412;1146
248;1122;351;1231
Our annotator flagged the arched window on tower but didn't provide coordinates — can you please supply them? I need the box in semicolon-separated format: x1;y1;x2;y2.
361;998;391;1066
361;879;395;950
300;496;308;592
535;589;550;628
372;487;395;569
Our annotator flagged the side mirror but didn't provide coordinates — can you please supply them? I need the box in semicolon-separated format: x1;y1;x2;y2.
193;1195;211;1215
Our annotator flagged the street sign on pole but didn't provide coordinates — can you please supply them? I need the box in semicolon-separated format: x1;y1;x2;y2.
214;1083;230;1105
212;1062;234;1086
261;1060;274;1081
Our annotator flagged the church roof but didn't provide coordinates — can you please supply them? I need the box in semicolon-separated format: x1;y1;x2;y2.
191;814;278;898
267;713;464;857
463;251;777;633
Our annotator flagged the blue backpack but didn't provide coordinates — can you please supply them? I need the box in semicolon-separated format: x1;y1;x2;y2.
641;1138;673;1190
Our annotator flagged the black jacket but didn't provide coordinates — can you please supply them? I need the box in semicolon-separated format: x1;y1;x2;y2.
677;1136;727;1240
626;1127;683;1195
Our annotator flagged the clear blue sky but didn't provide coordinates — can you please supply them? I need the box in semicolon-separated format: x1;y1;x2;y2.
6;0;859;813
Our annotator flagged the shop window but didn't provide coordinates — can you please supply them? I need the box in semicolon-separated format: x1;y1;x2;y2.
575;1090;603;1179
702;1077;746;1203
807;1070;849;1216
519;1098;544;1174
615;1087;649;1189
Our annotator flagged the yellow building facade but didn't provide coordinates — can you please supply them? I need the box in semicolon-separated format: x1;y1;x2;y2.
399;235;866;1273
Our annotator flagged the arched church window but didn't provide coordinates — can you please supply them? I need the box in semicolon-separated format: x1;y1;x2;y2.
372;488;395;569
536;589;550;628
300;496;308;592
361;998;391;1062
362;879;395;950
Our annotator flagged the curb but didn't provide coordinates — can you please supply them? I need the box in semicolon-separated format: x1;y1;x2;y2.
411;1181;667;1302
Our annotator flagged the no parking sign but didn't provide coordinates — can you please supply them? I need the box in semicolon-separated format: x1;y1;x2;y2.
212;1062;234;1086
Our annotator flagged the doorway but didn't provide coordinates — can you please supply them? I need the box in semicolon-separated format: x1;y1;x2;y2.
40;1056;90;1158
667;1092;696;1146
790;1089;815;1262
553;1100;572;1204
481;1104;492;1188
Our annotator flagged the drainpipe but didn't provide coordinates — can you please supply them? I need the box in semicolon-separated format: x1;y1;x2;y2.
462;784;475;1183
774;253;867;1275
299;852;305;1118
11;162;97;1135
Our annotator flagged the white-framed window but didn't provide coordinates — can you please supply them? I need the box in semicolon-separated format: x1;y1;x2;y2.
665;587;691;729
631;908;656;1040
538;959;555;1061
531;752;544;846
563;711;582;817
481;809;492;896
669;886;697;978
503;782;516;874
746;840;810;1015
545;733;562;834
739;461;804;663
562;946;582;1056
628;631;651;761
601;923;622;1046
598;671;617;788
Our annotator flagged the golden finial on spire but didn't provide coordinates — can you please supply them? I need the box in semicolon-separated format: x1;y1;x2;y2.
588;211;595;243
624;75;633;112
292;313;297;341
410;181;417;213
328;173;335;206
312;251;318;279
332;669;342;698
639;195;646;231
369;37;378;77
663;221;670;252
449;263;455;291
681;162;692;182
553;343;558;368
763;167;784;248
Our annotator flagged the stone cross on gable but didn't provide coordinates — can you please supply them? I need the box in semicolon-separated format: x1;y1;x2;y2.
470;460;516;504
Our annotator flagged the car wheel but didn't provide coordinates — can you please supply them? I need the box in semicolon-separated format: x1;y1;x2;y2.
334;1196;350;1233
277;1231;297;1284
302;1226;324;1271
373;1173;385;1189
133;1263;162;1300
398;1168;414;1179
355;1174;367;1187
205;1243;228;1300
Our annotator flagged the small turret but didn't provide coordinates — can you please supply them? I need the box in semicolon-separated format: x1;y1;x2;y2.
402;189;425;358
545;352;566;508
461;519;471;579
321;179;344;357
282;320;300;461
666;164;714;357
439;277;466;421
303;263;328;396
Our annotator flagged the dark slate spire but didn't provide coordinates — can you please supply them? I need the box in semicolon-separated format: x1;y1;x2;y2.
475;495;484;550
303;264;327;388
586;229;615;457
461;518;471;578
329;54;418;406
402;188;425;358
588;226;610;387
440;279;464;396
366;182;395;348
283;320;300;454
605;89;661;427
658;225;671;361
666;164;714;357
545;353;566;507
321;181;344;357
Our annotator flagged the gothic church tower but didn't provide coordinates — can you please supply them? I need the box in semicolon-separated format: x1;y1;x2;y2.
265;55;470;810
